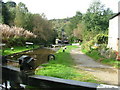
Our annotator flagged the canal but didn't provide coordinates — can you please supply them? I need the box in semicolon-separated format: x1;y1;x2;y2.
7;48;55;68
2;47;57;89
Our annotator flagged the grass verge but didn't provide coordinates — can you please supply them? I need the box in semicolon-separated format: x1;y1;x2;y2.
1;45;39;56
35;45;102;84
81;49;120;68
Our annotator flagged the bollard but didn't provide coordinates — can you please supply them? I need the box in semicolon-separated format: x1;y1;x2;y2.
63;46;67;52
11;47;14;51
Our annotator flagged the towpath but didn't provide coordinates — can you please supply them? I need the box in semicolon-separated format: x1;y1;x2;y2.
70;47;120;86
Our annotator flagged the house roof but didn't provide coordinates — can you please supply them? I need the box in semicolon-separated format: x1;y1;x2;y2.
110;12;120;19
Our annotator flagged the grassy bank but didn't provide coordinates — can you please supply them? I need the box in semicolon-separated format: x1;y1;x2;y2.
1;45;39;56
35;45;102;84
81;49;120;68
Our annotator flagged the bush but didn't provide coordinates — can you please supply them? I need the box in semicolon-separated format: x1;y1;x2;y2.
94;34;108;44
81;40;95;52
1;24;36;47
8;37;26;46
81;34;108;53
97;44;116;59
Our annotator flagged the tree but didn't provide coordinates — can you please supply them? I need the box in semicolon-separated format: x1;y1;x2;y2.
69;11;82;30
0;1;3;24
17;2;28;13
14;2;29;28
1;1;55;45
2;1;10;25
82;0;113;41
6;1;16;7
7;7;16;26
87;0;104;14
64;11;83;42
1;1;17;25
84;0;113;31
32;14;54;44
73;23;84;40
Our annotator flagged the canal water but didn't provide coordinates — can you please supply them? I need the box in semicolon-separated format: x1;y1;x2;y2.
2;47;57;89
7;48;55;67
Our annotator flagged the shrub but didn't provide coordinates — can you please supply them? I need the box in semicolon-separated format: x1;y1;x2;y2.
1;24;36;46
94;34;108;44
81;34;108;53
81;40;95;52
98;44;116;59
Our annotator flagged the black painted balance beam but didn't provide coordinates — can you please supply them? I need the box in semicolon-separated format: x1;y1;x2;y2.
2;65;119;89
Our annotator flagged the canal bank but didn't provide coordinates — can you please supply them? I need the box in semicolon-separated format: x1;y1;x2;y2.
70;47;120;86
1;45;120;89
35;46;102;84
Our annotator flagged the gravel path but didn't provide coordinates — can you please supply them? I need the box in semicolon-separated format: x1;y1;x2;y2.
70;48;120;86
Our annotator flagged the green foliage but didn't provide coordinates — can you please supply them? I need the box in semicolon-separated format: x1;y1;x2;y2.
81;47;120;68
51;1;113;43
51;11;83;43
2;1;10;25
73;23;84;41
81;1;113;41
81;33;108;52
1;24;36;47
7;37;25;46
36;64;78;79
0;16;4;24
2;45;39;55
50;45;78;66
6;1;16;7
1;0;113;47
35;46;76;79
81;31;118;68
14;2;28;28
94;34;108;44
69;11;82;30
35;46;100;83
32;14;55;44
101;59;120;68
83;0;113;32
81;40;95;52
50;18;70;39
65;12;83;42
98;44;107;50
1;1;56;45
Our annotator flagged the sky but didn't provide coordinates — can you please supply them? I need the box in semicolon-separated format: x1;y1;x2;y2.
3;0;120;20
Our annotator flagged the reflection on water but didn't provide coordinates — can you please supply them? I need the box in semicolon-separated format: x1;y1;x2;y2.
7;48;55;68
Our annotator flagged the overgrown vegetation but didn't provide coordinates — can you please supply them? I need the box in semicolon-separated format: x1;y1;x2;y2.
1;24;36;47
1;1;56;46
81;34;108;51
80;31;120;68
82;48;120;68
51;0;113;43
51;1;114;65
35;46;102;83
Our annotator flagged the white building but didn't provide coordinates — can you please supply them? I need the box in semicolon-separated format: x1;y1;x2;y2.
108;2;120;58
